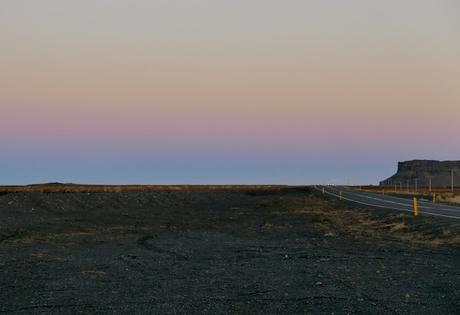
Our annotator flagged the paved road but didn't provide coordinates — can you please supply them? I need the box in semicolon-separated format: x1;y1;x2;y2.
316;185;460;220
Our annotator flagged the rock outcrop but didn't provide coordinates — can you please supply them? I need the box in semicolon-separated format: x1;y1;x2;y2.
380;160;460;188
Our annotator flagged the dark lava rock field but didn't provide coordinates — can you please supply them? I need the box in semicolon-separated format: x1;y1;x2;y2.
0;187;459;314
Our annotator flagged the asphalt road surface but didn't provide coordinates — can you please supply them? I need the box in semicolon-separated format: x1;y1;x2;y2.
318;186;460;220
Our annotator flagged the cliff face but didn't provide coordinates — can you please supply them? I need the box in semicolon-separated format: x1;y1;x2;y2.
380;160;460;187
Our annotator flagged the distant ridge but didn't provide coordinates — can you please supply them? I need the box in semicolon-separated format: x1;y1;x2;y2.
380;160;460;187
29;182;75;186
0;184;288;193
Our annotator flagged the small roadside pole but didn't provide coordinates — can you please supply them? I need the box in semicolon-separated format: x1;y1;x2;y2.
339;191;343;201
413;197;419;217
382;189;385;196
322;187;325;195
433;193;436;204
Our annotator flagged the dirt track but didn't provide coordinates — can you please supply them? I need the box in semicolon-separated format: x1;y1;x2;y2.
0;187;459;314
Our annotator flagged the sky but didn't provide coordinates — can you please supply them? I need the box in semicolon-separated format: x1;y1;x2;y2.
1;0;460;185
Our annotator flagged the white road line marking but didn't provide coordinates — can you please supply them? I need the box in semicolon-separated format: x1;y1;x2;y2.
343;190;460;213
347;189;460;211
324;186;460;213
316;187;460;220
344;192;460;213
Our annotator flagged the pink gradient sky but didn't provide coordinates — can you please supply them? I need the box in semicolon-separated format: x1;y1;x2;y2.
1;1;459;184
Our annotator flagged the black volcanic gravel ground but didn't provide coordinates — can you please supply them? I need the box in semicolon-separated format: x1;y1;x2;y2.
0;187;459;314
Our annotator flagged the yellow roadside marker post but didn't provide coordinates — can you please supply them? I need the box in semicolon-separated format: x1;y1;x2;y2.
413;197;419;217
339;191;343;201
322;187;325;195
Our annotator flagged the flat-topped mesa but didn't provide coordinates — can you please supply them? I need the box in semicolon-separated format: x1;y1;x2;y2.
380;160;460;188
